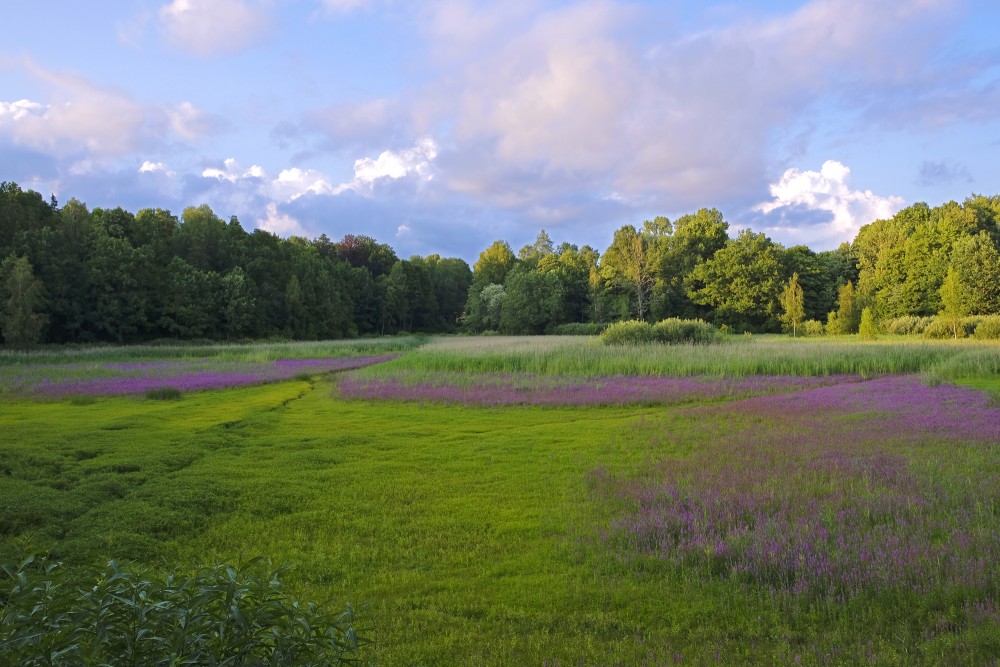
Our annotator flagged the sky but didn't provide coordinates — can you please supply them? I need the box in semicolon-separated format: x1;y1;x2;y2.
2;0;999;263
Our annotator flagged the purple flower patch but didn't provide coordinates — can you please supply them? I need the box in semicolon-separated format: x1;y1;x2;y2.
592;375;1000;601
15;355;397;397
337;373;860;406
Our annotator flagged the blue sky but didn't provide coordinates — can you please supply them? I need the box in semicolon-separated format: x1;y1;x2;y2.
2;0;999;262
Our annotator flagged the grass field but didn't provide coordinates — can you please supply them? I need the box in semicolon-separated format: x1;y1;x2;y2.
2;335;999;664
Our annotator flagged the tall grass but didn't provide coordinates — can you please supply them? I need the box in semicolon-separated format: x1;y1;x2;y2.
0;336;427;367
368;335;1000;379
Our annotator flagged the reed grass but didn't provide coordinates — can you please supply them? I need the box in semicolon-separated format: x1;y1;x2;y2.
0;336;426;367
369;334;1000;379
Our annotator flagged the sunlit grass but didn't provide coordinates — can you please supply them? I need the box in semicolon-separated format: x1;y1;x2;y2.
365;334;1000;379
3;336;1000;663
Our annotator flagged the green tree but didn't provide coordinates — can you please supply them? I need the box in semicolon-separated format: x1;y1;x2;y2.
859;307;877;340
780;272;806;337
829;281;860;334
479;283;507;331
938;265;967;339
600;224;663;321
221;267;256;340
951;232;1000;315
517;229;555;269
499;267;565;334
472;240;517;288
687;229;782;331
653;208;729;320
0;255;45;347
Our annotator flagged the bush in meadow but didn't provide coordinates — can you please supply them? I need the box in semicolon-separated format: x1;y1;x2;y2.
601;320;655;345
924;316;979;339
651;318;724;344
882;316;934;336
801;319;825;337
0;555;370;666
858;307;878;340
974;315;1000;340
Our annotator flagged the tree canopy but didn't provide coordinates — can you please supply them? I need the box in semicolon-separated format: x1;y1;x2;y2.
2;180;1000;346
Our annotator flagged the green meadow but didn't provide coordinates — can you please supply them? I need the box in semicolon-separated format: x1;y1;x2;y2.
2;336;999;664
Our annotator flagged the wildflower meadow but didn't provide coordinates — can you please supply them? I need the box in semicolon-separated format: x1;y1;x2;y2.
2;335;999;664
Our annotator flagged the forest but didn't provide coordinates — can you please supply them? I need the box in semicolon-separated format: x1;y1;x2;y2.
2;180;1000;346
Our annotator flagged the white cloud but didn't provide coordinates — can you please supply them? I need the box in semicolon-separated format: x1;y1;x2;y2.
396;223;412;237
258;202;307;236
416;0;955;213
273;167;336;200
139;160;175;176
159;0;270;57
754;160;905;245
0;99;44;121
334;136;438;195
202;157;266;182
0;61;218;159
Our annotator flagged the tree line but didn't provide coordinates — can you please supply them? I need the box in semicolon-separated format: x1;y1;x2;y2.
3;180;1000;347
0;182;471;346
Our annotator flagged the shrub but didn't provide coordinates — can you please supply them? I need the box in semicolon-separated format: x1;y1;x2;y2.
974;315;1000;340
651;318;724;345
551;322;608;336
144;386;182;400
0;555;370;666
601;320;655;345
924;316;979;339
859;308;878;340
881;316;935;336
801;319;825;337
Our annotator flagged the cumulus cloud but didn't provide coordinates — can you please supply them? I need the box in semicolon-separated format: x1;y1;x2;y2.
753;160;905;247
411;0;957;217
273;167;336;200
139;160;175;176
0;61;218;159
202;157;266;182
258;202;308;236
334;137;438;195
159;0;270;57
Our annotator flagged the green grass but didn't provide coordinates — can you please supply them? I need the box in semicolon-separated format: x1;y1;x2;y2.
356;334;1000;380
3;336;999;664
0;335;426;367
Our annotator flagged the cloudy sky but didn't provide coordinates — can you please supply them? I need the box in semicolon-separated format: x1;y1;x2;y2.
2;0;999;261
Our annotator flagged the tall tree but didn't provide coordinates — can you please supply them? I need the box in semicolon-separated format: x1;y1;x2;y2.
780;272;806;337
500;266;564;334
938;265;967;339
601;224;662;321
0;255;45;348
687;230;782;331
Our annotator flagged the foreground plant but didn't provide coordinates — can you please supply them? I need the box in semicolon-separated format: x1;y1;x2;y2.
0;555;370;666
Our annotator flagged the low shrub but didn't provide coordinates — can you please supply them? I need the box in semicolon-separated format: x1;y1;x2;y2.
801;319;825;337
551;322;608;336
881;316;934;336
974;315;1000;340
651;318;724;344
924;316;979;339
602;319;723;345
0;555;370;666
144;386;182;400
601;320;655;345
